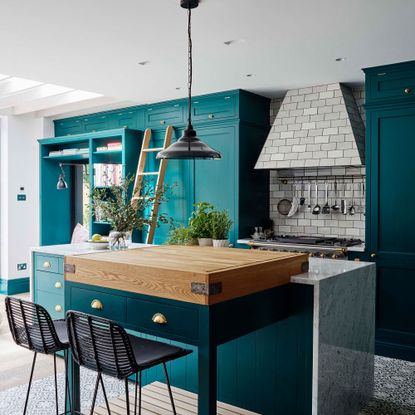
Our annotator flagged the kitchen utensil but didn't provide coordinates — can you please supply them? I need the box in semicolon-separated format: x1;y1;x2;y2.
341;182;348;215
299;181;305;206
307;183;312;211
322;182;330;214
288;183;299;217
312;183;321;215
349;179;356;216
331;179;340;211
277;199;292;216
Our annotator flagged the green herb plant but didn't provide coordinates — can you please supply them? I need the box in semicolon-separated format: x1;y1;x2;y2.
188;202;214;239
210;210;233;240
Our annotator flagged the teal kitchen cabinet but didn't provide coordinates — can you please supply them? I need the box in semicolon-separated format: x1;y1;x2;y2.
49;90;270;245
364;60;415;361
32;252;65;320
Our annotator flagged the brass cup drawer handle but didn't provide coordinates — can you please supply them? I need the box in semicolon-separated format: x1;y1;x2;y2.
404;88;412;94
208;114;215;119
91;299;104;310
371;253;377;258
54;281;62;289
152;313;168;325
55;304;63;313
160;120;166;125
43;261;52;269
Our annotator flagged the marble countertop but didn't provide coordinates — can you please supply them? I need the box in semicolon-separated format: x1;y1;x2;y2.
291;257;375;285
237;238;366;252
31;243;150;256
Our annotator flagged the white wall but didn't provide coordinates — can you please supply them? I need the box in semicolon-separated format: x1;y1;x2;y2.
0;115;53;281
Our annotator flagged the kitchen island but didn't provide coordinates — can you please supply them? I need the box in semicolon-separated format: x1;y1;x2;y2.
32;245;375;415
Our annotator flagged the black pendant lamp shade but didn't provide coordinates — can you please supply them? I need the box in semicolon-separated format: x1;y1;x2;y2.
157;0;221;160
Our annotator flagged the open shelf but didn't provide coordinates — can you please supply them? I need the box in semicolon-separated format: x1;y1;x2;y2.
43;153;89;161
93;149;122;155
93;220;111;225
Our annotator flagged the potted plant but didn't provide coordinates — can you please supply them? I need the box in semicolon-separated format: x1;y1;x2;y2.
189;202;214;246
166;225;196;246
92;175;169;250
210;210;233;248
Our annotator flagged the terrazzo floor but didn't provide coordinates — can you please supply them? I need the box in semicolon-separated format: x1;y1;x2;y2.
0;356;413;414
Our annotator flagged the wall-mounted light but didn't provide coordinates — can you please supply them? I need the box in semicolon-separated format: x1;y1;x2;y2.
56;163;83;190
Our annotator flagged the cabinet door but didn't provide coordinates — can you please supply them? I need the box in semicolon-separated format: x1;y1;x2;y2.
194;125;236;243
368;106;415;359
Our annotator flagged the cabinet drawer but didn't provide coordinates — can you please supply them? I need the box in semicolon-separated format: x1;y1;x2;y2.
83;115;109;132
36;271;64;294
70;286;126;321
192;95;237;122
368;69;415;102
35;254;62;274
54;119;84;136
37;290;65;320
126;298;199;341
110;110;138;129
146;103;185;128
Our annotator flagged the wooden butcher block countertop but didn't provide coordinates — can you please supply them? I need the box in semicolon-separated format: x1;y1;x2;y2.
64;246;309;305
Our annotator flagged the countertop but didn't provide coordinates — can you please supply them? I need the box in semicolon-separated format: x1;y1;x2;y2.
237;238;366;252
291;257;374;285
31;242;150;256
64;245;309;305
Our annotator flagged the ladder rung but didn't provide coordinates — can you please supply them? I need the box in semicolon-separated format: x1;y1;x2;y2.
131;196;150;200
138;172;159;176
142;147;164;153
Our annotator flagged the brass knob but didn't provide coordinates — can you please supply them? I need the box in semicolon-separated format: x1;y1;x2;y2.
54;281;62;289
160;120;166;125
55;304;62;313
371;253;376;258
208;114;215;119
91;299;103;310
43;261;51;269
152;313;167;325
404;88;412;94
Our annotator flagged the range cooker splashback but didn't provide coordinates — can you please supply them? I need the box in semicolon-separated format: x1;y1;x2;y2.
255;83;365;169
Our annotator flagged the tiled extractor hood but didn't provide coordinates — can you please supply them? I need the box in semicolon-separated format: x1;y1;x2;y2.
255;83;365;169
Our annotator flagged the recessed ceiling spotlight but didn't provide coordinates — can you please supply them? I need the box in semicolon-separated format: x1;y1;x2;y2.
246;73;255;78
224;39;246;46
175;87;182;90
138;61;149;66
335;57;346;62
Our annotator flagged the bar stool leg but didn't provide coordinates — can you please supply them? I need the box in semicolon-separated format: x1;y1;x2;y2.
53;353;59;415
99;374;111;414
90;374;100;415
125;378;131;415
162;363;176;415
133;372;141;415
23;352;37;415
64;350;72;414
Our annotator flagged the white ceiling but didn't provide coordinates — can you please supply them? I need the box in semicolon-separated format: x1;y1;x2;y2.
1;0;414;107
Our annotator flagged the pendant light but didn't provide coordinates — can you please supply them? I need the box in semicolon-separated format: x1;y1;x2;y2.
157;0;221;160
57;163;68;189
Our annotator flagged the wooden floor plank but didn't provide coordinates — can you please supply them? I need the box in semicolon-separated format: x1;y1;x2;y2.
95;381;260;415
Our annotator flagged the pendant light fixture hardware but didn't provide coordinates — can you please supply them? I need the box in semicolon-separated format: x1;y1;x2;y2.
56;162;84;190
157;0;221;160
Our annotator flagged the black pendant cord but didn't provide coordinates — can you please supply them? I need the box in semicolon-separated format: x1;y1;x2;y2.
187;6;193;151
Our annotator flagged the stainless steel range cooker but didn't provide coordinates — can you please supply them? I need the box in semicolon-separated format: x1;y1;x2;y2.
238;235;365;259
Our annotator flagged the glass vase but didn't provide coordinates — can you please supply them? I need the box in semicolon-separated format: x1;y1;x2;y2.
109;230;132;250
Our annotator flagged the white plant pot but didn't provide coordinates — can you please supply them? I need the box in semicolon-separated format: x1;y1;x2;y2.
198;238;213;246
212;239;230;248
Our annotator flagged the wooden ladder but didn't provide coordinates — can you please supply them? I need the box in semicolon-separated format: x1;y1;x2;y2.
131;126;172;244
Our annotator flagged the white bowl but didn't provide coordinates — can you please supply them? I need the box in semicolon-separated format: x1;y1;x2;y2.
85;240;109;250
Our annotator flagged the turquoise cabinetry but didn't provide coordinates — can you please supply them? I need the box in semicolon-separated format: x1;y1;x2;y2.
32;252;65;320
48;90;270;245
65;280;313;415
364;60;415;361
39;128;142;245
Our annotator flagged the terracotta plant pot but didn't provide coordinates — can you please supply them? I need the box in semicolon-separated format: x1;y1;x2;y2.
212;239;230;248
198;238;213;246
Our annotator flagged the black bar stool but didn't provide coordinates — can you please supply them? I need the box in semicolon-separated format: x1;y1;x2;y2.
66;311;192;415
5;297;71;415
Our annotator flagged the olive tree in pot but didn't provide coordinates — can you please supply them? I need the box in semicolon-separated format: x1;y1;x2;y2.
92;175;169;249
210;210;233;248
189;202;214;246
